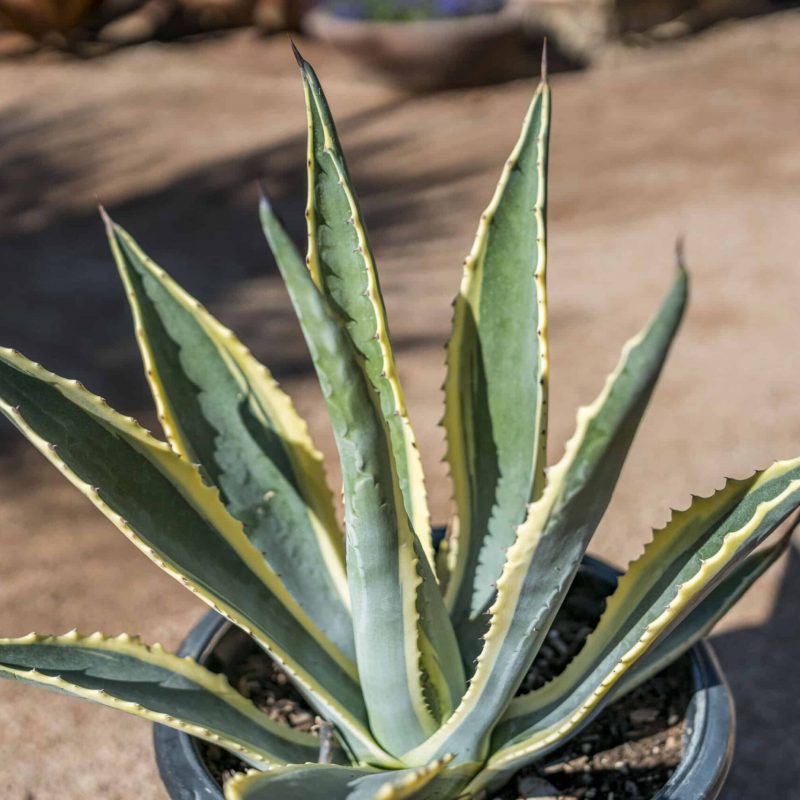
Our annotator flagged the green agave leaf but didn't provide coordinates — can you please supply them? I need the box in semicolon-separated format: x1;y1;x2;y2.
261;153;464;752
442;78;551;658
480;459;800;790
296;46;433;571
225;756;456;800
103;213;354;662
0;632;333;769
404;264;687;768
452;540;792;800
610;523;793;700
0;348;389;766
295;51;466;744
294;50;462;743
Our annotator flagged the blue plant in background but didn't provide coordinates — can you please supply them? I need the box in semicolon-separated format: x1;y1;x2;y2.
326;0;503;21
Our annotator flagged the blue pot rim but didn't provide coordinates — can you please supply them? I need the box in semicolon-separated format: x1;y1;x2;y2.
154;555;734;800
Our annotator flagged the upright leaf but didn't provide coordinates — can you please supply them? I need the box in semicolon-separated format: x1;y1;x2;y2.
104;214;353;661
260;191;465;755
0;632;334;768
442;78;551;655
273;48;466;753
0;348;388;765
404;265;687;767
296;45;433;569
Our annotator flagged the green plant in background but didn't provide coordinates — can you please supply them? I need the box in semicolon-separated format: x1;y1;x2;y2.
0;47;797;800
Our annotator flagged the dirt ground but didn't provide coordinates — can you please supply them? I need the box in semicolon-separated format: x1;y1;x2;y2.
1;10;799;798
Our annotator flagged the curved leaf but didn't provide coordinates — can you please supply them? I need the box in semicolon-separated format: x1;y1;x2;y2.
442;78;551;660
404;264;687;767
262;86;464;757
479;459;800;790
225;756;455;800
0;632;334;768
294;51;462;751
297;46;433;570
0;347;388;765
103;213;353;661
611;524;793;700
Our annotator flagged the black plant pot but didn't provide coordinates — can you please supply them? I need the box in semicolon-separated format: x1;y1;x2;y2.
154;557;734;800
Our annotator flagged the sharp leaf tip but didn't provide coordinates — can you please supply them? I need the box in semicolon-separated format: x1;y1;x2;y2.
675;235;687;271
290;38;305;69
541;37;549;82
257;181;270;209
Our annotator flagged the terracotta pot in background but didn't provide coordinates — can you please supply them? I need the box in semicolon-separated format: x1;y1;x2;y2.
302;7;535;91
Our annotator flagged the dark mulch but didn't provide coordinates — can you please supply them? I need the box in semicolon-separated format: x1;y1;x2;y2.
200;650;321;786
491;657;690;800
488;565;691;799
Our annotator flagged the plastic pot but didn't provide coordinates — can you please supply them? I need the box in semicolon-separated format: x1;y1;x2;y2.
154;556;734;799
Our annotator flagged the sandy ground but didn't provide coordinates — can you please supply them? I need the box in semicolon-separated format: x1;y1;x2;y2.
1;10;799;798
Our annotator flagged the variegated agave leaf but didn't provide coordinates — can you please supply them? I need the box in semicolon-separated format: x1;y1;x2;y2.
474;463;800;793
104;212;353;663
294;45;433;566
0;346;386;765
404;261;688;768
0;632;333;769
265;49;465;757
225;756;456;800
442;76;550;665
261;188;465;752
608;523;794;701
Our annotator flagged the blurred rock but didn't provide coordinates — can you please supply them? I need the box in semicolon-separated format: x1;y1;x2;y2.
0;0;100;43
0;0;299;51
509;0;778;61
517;773;561;798
95;0;174;43
0;27;39;53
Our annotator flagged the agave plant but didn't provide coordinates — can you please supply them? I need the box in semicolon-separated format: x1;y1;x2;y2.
0;48;796;800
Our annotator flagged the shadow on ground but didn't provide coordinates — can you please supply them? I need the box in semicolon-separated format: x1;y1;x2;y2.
0;93;488;449
712;543;800;798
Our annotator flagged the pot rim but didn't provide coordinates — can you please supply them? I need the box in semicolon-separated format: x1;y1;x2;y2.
154;556;735;800
302;6;520;34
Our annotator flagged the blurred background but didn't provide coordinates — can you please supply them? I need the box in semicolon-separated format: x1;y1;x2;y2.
1;1;799;797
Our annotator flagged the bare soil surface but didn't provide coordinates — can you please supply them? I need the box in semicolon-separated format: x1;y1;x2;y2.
1;11;799;798
498;659;691;800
